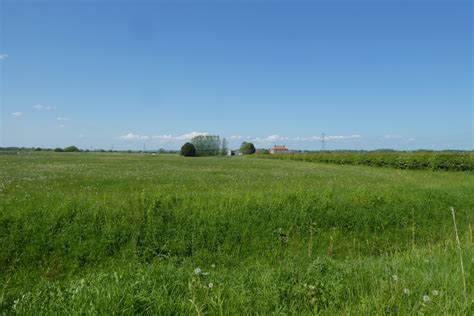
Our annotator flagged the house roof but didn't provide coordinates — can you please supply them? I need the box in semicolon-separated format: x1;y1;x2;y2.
272;145;288;150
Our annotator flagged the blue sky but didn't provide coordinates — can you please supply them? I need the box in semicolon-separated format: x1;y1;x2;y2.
1;0;472;150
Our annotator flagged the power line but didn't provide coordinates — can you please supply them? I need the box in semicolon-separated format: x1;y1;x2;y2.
321;132;325;151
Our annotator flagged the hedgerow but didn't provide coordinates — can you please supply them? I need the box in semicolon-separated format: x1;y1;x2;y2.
257;152;474;171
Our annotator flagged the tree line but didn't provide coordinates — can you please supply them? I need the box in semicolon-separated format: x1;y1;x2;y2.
181;135;256;157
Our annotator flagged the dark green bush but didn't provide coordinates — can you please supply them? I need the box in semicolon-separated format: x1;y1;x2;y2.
180;142;196;157
240;142;256;155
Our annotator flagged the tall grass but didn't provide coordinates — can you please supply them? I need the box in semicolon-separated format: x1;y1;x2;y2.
0;153;472;314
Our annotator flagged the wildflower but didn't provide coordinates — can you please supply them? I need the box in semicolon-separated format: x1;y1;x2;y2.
392;275;398;282
403;288;410;295
431;290;439;296
194;267;202;275
423;295;430;303
308;285;315;290
211;264;216;268
208;282;213;288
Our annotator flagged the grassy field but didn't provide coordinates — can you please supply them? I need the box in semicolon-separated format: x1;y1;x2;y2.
0;152;473;314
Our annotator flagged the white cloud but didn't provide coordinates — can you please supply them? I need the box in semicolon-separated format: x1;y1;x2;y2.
292;136;305;141
254;135;289;143
59;124;65;128
57;117;69;121
303;135;362;141
33;104;54;111
384;134;403;139
11;112;23;117
119;133;150;141
176;131;209;140
151;131;210;141
120;131;211;142
326;134;362;141
0;54;8;60
118;132;364;144
383;135;416;142
152;134;173;140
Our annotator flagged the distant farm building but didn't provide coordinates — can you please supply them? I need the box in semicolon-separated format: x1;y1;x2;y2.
270;145;289;154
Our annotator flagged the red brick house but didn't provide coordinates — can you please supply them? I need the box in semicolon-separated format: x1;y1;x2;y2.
270;145;289;154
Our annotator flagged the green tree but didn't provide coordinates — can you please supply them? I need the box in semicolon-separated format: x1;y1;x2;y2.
191;135;221;156
240;142;256;155
181;142;196;157
221;138;229;156
53;148;64;152
64;146;80;152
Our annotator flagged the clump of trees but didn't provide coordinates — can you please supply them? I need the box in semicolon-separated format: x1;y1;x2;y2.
188;135;229;157
192;135;221;156
64;146;80;152
53;146;80;152
180;136;256;157
181;142;197;157
240;142;256;155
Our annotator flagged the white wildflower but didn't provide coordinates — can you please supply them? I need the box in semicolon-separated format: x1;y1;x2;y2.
431;290;439;296
423;295;430;303
403;288;410;295
208;282;213;288
211;264;216;268
194;267;202;275
392;275;398;282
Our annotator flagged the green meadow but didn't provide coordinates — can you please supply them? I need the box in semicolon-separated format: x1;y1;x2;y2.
0;152;472;314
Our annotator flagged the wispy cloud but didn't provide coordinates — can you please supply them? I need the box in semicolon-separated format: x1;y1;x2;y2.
254;135;289;143
383;135;416;142
325;135;362;141
117;132;365;144
57;117;69;121
152;134;173;140
119;131;210;142
0;54;8;60
119;133;150;141
152;131;209;141
33;104;54;111
384;134;403;139
11;112;23;117
253;134;362;143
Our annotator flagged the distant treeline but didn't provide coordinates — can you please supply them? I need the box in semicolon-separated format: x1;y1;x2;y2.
257;151;474;171
0;147;179;154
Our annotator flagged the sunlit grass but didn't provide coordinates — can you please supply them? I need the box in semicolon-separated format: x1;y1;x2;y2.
0;152;472;314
